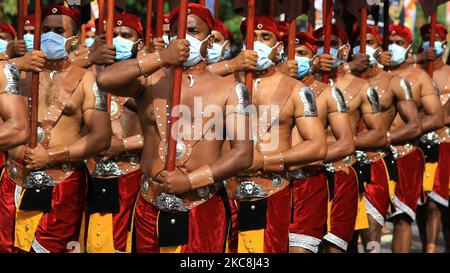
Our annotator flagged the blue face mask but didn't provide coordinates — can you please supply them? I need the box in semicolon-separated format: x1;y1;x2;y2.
85;37;95;48
295;56;311;79
162;35;170;47
422;41;445;56
254;41;279;71
113;36;136;61
223;47;232;60
183;34;209;67
389;43;410;66
41;32;73;60
207;42;226;64
353;45;378;65
317;46;340;68
0;39;8;52
24;34;34;51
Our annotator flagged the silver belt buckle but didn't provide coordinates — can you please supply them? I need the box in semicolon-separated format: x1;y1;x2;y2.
324;163;336;173
233;180;268;200
356;151;371;165
23;170;57;189
129;153;140;166
152;192;189;212
93;160;122;177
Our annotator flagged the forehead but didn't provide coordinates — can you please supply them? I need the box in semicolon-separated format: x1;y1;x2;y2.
42;14;74;26
318;34;339;42
389;34;407;42
114;26;138;35
296;44;313;53
212;30;225;40
254;29;277;37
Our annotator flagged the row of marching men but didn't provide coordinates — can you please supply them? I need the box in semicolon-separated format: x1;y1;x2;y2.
0;3;449;253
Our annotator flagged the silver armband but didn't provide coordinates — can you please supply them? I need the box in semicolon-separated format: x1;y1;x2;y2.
399;78;413;101
234;83;250;115
92;82;108;112
3;63;21;95
331;86;347;113
298;87;318;117
367;87;380;113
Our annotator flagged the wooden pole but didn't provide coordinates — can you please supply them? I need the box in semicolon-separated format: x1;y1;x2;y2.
214;0;220;19
106;0;114;112
145;0;153;47
269;0;276;17
17;0;25;39
245;0;255;100
97;0;105;35
360;7;368;54
166;0;188;171
81;24;86;45
382;0;389;51
287;19;296;60
322;0;333;84
30;0;42;149
427;11;437;76
155;0;164;38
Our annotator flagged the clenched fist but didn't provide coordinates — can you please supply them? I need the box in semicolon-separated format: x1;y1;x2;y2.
154;169;191;194
229;50;258;72
277;59;298;78
375;50;392;67
7;40;27;57
159;39;190;66
14;50;46;72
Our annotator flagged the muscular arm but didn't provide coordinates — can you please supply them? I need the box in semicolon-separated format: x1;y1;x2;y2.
0;94;29;150
209;84;253;181
419;72;444;132
389;77;422;144
207;60;235;77
355;83;388;149
444;100;450;126
322;89;355;162
268;85;327;167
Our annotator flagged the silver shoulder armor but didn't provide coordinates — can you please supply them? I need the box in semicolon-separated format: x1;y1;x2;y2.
234;83;250;115
366;87;380;113
331;86;347;113
399;78;413;101
298;87;318;117
2;63;21;95
92;82;108;112
432;80;441;96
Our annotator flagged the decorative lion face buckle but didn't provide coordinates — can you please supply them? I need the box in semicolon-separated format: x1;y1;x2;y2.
152;193;189;212
23;171;57;189
234;181;268;200
93;160;122;177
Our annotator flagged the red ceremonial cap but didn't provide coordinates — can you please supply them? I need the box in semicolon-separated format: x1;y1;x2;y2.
420;23;448;41
389;24;413;44
114;13;143;37
84;22;96;32
241;15;282;41
0;23;16;39
24;15;35;27
313;24;348;44
169;3;215;31
43;6;82;26
295;32;318;54
213;19;232;41
351;25;382;46
163;14;170;25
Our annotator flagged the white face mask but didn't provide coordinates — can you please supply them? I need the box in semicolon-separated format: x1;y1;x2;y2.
41;32;74;60
353;45;378;66
253;41;280;71
207;40;229;64
0;39;8;53
179;33;210;67
389;43;411;66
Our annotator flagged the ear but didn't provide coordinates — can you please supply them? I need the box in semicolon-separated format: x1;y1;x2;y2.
71;36;79;46
442;41;448;49
207;34;215;49
137;39;144;51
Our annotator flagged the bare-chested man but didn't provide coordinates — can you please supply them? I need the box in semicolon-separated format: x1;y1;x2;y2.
313;25;387;253
97;3;252;253
82;13;144;253
385;24;444;253
414;23;450;253
282;32;355;253
350;26;422;252
225;16;327;254
0;5;111;253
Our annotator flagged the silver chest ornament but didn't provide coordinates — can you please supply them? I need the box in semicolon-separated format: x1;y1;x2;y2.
165;140;186;160
37;126;45;143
